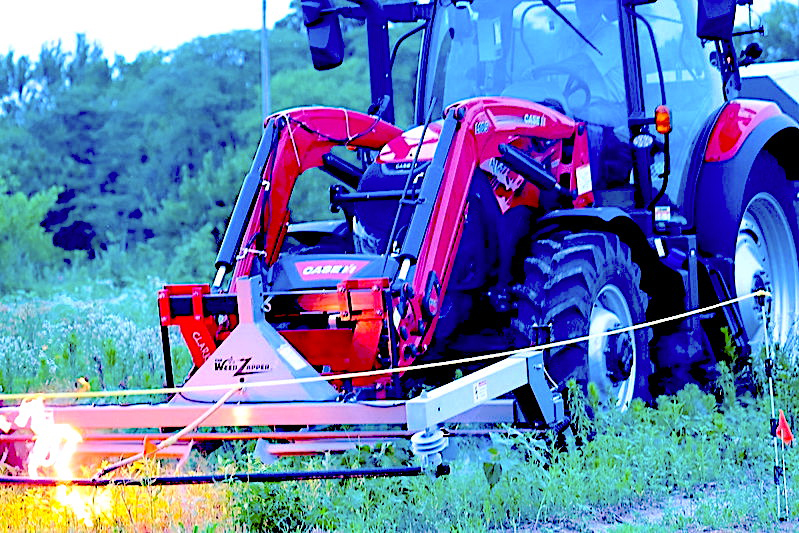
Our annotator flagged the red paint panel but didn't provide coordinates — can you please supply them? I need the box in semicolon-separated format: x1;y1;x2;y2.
377;122;443;163
174;317;219;367
281;329;377;372
397;96;589;359
705;99;780;162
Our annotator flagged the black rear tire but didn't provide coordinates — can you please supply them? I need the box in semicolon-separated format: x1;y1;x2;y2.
512;231;652;411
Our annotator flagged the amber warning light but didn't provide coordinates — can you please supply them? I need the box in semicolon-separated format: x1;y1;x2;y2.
655;105;672;134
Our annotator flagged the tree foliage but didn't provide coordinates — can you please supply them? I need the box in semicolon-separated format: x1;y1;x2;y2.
0;9;424;274
738;1;799;62
759;1;799;61
0;8;408;289
0;177;70;292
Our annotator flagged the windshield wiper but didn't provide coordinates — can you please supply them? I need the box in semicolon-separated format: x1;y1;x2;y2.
541;0;602;55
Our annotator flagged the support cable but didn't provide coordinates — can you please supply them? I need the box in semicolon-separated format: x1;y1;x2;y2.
91;386;241;479
0;290;771;403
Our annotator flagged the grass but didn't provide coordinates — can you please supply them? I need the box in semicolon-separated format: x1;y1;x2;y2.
0;483;231;531
0;284;797;532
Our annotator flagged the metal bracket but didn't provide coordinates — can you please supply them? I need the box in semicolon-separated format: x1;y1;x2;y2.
405;350;565;433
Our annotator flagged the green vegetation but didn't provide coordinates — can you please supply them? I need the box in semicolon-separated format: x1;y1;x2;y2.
0;18;421;288
0;177;72;293
0;292;797;531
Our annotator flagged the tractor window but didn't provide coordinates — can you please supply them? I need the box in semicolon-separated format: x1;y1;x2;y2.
422;0;626;129
635;0;723;202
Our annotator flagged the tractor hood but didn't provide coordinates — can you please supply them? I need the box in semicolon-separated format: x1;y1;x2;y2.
376;121;443;164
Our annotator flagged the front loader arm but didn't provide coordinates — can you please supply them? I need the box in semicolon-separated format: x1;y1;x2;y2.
220;107;403;290
394;96;591;361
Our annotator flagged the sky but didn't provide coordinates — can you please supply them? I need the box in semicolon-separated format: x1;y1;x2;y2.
0;0;294;61
0;0;783;63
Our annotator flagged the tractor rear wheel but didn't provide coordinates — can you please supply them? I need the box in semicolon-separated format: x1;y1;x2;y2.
696;151;799;363
512;231;652;411
735;154;799;358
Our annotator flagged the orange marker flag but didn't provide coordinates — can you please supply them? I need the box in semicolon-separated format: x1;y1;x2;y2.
776;409;794;446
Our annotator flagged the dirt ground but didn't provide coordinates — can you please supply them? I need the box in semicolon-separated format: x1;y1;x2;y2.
512;483;798;532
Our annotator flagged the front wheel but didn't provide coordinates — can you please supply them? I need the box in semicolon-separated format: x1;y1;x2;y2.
512;231;652;411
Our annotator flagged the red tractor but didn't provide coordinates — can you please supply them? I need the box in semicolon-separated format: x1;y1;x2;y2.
159;0;799;420
4;0;798;467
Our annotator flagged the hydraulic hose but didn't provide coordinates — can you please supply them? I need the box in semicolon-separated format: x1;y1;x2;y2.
0;465;450;487
214;119;281;281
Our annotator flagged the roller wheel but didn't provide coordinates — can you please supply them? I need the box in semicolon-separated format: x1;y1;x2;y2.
512;231;652;411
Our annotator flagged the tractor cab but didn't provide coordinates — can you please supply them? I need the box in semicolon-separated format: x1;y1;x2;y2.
299;0;729;212
417;0;723;207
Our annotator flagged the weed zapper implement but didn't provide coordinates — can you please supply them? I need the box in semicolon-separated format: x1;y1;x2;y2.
0;290;772;491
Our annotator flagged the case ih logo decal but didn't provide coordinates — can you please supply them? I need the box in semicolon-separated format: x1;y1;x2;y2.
295;260;370;280
523;113;546;127
214;357;271;376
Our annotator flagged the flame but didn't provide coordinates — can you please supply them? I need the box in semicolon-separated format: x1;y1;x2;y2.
13;397;111;527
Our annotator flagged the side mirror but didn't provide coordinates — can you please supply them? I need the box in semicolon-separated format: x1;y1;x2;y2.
696;0;736;40
301;0;345;71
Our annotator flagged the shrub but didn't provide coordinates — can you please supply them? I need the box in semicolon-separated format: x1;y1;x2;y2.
0;177;72;293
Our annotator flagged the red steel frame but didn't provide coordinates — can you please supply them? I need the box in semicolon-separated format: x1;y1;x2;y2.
157;97;593;393
704;99;781;162
391;97;592;361
0;98;584;454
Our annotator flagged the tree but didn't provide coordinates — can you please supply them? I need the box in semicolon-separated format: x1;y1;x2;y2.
0;177;70;292
738;1;799;62
146;146;257;280
0;16;423;270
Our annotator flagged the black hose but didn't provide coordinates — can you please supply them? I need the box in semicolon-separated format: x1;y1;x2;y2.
0;465;450;486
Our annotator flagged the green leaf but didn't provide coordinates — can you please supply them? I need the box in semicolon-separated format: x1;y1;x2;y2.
482;461;502;489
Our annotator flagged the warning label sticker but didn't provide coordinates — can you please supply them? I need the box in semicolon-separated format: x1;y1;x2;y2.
473;380;488;404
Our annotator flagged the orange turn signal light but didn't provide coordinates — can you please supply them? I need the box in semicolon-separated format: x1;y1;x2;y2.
655;105;672;134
